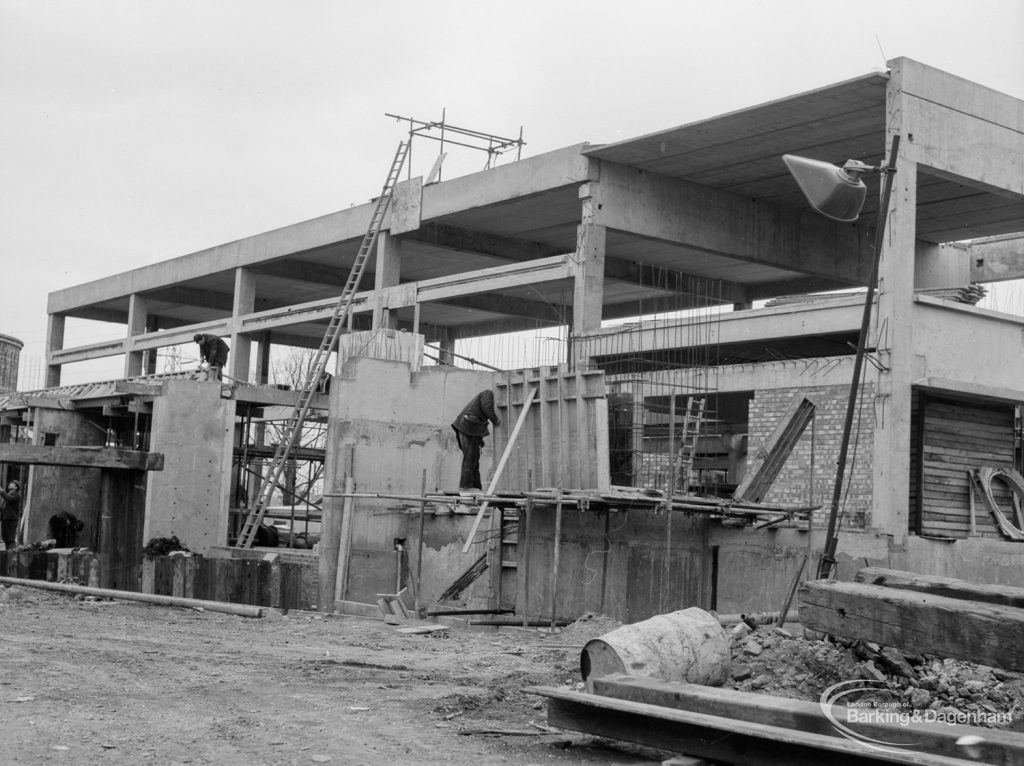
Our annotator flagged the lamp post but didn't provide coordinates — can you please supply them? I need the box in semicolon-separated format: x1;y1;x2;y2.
783;135;901;579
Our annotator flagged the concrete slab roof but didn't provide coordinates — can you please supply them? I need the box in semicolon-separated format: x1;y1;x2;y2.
586;64;1023;245
46;59;1024;360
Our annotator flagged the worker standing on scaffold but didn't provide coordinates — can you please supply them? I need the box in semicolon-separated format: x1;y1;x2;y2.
451;390;501;491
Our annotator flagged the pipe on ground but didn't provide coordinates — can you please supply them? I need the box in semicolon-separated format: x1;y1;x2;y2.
0;576;264;618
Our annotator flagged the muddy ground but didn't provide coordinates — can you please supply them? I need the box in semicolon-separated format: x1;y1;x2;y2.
0;586;664;766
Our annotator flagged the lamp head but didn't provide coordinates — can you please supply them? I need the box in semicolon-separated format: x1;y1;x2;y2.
782;154;877;223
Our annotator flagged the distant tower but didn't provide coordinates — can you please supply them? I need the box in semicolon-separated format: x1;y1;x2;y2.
0;333;22;392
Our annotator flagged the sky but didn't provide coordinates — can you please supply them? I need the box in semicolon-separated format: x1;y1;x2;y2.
1;0;1023;387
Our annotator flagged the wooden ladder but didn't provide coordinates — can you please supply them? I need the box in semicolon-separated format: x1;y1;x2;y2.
235;141;410;548
676;396;706;494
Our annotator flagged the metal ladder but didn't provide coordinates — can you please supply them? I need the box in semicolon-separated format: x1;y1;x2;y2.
235;141;410;548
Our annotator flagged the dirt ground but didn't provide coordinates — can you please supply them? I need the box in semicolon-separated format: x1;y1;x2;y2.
0;585;664;766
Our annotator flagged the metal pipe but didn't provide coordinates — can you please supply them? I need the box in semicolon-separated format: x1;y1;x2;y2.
818;135;900;579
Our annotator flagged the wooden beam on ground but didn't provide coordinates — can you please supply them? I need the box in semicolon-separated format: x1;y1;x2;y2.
590;675;1024;765
856;567;1024;609
526;685;980;766
0;576;262;618
799;579;1024;671
0;444;164;471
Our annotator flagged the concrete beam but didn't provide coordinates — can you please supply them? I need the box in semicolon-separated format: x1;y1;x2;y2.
578;295;865;360
418;143;594;221
47;258;575;366
404;221;562;261
440;293;565;324
410;220;752;302
0;444;163;471
256;257;353;287
594;161;871;283
47;145;592;316
145;285;238;312
968;235;1024;283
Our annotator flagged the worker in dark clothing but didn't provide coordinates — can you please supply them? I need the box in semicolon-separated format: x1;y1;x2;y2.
49;511;85;548
1;479;22;550
193;333;230;380
451;390;501;490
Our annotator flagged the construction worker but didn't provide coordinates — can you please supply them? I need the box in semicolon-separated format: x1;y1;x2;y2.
193;333;230;381
451;390;501;491
1;479;22;550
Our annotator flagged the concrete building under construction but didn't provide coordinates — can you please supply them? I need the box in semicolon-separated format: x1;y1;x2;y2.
2;58;1024;623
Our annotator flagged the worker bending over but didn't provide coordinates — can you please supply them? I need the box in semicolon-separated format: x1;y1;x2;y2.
451;390;501;491
193;334;230;380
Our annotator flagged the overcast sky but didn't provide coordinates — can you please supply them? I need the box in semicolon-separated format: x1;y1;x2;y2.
2;0;1023;387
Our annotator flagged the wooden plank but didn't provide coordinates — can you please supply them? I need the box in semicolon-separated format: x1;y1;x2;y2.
529;685;979;766
0;444;163;471
574;371;587;488
557;369;569;487
590;675;1024;765
594;396;611;492
333;476;356;604
799;579;1024;671
539;368;552;486
856;567;1024;609
461;387;537;553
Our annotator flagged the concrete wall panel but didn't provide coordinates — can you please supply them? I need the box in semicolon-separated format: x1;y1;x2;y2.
145;380;234;553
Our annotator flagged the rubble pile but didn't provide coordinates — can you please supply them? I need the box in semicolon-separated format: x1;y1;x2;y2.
727;625;1024;728
142;536;190;555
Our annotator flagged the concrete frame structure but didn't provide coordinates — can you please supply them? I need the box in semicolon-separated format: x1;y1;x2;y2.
12;58;1024;615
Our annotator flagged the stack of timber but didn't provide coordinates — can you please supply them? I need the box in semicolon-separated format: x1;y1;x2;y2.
799;567;1024;671
910;394;1015;539
341;486;816;526
527;674;1020;764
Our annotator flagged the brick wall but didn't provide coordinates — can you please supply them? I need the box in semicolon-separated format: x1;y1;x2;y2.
748;383;875;529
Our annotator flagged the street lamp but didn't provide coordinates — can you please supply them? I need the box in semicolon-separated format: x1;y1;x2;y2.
783;136;900;579
782;155;879;222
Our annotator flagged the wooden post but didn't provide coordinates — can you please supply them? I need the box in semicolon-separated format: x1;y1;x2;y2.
184;556;197;600
521;496;533;628
486;504;502;610
661;394;676;613
141;556;155;594
415;469;427;612
266;554;282;609
98;470;114;589
550;491;563;630
333;476;356;607
172;556;186;598
319;445;352;613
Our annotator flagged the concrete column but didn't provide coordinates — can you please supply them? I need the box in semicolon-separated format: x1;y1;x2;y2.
45;314;65;388
124;293;149;378
373;232;402;330
229;268;256;383
254;331;272;384
437;333;456;366
144;316;159;375
872;71;918;542
572;183;606;366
